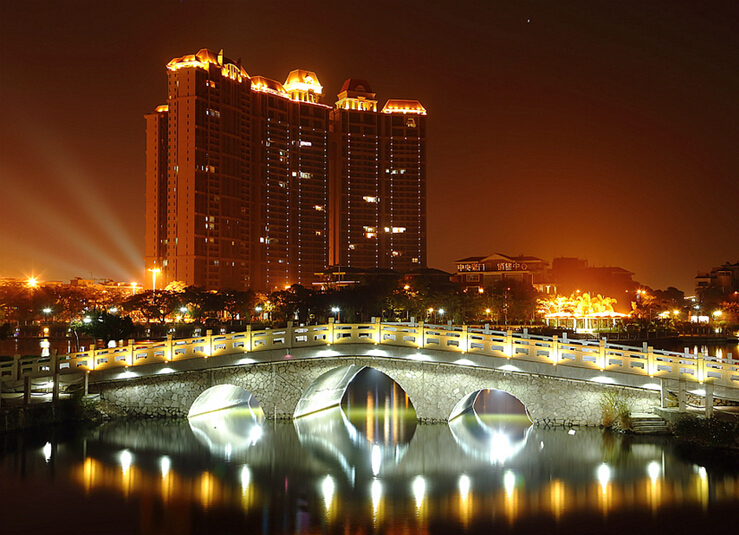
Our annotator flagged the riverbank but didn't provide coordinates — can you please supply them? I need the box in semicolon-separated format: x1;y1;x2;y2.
0;396;127;433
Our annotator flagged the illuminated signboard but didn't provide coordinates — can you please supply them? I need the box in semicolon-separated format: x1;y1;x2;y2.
496;262;528;272
458;263;486;272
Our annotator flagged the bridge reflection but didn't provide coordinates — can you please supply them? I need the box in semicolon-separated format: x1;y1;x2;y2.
9;412;733;535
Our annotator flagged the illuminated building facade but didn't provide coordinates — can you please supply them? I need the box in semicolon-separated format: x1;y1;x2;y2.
329;80;427;271
146;50;328;291
453;254;550;292
146;50;424;291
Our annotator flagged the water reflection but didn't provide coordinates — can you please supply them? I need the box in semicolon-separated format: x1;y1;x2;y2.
4;412;739;532
188;405;264;459
294;406;414;481
450;412;532;465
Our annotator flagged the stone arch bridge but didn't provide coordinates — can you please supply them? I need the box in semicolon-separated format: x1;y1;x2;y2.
5;321;731;423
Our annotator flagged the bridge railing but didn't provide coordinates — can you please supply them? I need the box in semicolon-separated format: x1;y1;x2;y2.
3;321;738;392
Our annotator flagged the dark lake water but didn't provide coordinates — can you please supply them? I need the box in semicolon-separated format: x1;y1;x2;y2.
2;401;739;534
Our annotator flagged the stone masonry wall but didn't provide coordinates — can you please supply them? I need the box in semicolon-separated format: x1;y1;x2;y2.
95;356;660;426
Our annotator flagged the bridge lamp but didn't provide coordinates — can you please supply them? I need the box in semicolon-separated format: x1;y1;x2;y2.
331;306;341;322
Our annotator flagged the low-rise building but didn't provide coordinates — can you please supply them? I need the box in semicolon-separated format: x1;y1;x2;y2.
453;254;550;292
695;261;739;303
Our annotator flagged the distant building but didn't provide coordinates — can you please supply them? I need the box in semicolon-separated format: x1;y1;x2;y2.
329;79;427;272
145;49;329;292
695;261;739;303
452;254;550;292
549;257;637;312
313;266;401;291
145;49;426;292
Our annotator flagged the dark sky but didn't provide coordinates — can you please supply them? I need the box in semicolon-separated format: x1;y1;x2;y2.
1;0;738;295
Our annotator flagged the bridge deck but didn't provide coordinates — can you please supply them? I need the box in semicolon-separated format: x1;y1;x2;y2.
1;321;737;403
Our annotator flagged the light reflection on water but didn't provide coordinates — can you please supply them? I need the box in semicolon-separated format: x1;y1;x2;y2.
3;404;739;533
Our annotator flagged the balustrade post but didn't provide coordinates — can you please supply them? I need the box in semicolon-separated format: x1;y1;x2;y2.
705;381;714;418
246;325;252;352
166;334;173;361
205;330;213;357
461;325;468;353
23;375;31;406
286;321;293;349
505;330;513;358
418;321;425;349
328;317;335;345
647;345;655;377
678;379;686;413
12;355;19;381
697;353;706;384
375;317;381;344
128;339;135;366
51;352;59;403
599;338;607;371
551;335;559;365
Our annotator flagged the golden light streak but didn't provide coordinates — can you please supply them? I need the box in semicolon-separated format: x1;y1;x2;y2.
503;470;519;524
199;471;215;509
548;479;566;521
366;392;374;444
458;474;472;528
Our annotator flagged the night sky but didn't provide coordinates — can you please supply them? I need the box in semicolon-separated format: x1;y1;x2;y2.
1;0;738;295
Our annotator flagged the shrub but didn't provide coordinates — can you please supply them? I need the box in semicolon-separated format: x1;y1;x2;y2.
600;391;631;431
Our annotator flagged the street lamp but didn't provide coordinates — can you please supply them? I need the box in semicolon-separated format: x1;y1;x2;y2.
331;306;341;323
131;282;138;295
148;268;161;291
438;308;445;324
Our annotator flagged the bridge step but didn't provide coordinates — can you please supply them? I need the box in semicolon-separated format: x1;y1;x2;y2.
629;413;671;435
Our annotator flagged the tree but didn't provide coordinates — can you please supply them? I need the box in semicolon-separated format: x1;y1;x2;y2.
122;290;178;323
74;309;135;345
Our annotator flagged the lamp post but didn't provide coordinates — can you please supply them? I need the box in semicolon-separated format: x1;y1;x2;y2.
148;268;161;292
331;306;341;323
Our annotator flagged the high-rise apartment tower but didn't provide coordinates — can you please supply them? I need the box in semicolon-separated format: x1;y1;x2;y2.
145;49;425;291
328;80;427;272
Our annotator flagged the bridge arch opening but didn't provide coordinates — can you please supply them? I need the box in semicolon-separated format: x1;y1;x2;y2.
450;388;531;425
295;365;417;443
187;384;265;457
188;384;263;418
294;366;417;477
449;389;532;465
